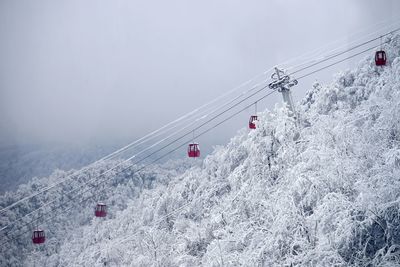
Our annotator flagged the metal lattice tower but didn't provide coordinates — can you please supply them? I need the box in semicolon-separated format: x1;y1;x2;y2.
268;67;298;117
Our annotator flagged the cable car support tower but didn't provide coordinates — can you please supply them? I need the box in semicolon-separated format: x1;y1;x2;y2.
268;67;298;119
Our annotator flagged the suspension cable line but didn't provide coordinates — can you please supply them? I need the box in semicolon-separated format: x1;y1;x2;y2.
1;28;399;246
281;21;400;73
0;82;272;237
2;23;399;215
0;67;273;216
3;35;389;242
0;90;277;247
85;39;398;246
288;27;400;77
0;81;268;232
296;44;382;81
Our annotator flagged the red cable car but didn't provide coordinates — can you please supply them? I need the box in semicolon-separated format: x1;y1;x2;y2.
188;143;200;158
375;50;386;66
32;229;45;244
95;203;107;217
249;115;258;129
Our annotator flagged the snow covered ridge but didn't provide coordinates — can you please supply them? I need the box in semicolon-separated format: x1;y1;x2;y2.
0;159;193;266
3;34;400;266
44;34;400;266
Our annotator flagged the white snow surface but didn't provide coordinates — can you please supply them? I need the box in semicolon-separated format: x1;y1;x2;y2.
2;34;400;266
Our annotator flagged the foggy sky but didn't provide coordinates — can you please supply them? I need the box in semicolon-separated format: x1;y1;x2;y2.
1;0;399;149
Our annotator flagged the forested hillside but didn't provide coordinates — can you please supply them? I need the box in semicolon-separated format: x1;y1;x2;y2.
0;159;195;266
2;34;400;266
0;143;118;193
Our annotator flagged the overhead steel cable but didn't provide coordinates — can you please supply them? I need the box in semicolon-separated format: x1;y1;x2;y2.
98;70;272;161
296;44;382;81
288;27;400;77
0;82;270;235
0;193;90;248
4;36;391;244
279;18;400;72
2;28;398;246
0;81;271;236
0;90;277;248
0;68;272;216
1;31;394;239
100;79;270;162
101;41;398;246
2;24;398;215
79;41;398;246
0;80;271;235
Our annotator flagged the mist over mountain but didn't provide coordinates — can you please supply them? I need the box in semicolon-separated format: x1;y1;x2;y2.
0;142;120;193
1;33;400;266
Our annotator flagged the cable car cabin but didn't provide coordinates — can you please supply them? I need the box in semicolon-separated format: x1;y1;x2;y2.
95;203;107;217
249;115;258;129
188;143;200;158
375;50;386;66
32;229;45;244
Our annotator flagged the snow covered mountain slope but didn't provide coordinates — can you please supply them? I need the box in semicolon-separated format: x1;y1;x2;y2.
0;159;194;266
4;34;400;266
49;34;400;266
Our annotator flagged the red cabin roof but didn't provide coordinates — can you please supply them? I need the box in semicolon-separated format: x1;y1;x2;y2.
32;229;45;244
95;203;107;217
249;115;258;129
188;143;200;158
375;50;386;66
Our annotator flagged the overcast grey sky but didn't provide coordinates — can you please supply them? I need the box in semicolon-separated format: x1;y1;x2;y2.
1;0;399;150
